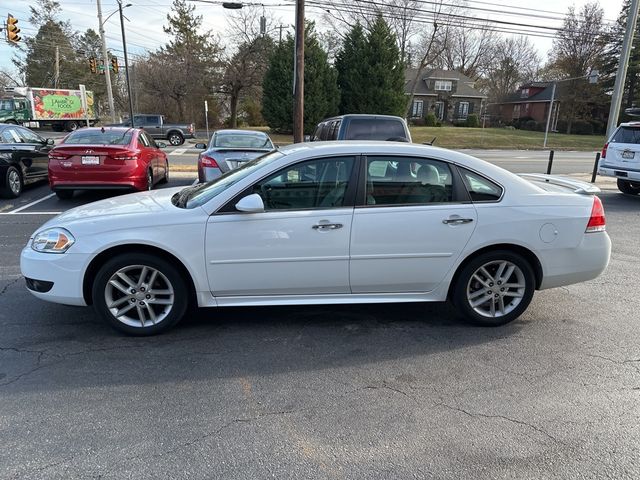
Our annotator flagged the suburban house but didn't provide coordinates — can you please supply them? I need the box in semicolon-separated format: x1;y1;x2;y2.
405;68;487;123
495;82;558;128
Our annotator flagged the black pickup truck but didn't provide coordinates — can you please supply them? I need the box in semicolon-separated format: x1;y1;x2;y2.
108;114;195;146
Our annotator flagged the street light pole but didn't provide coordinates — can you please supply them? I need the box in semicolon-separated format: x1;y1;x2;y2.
96;0;116;123
293;0;304;143
118;0;135;128
606;0;640;139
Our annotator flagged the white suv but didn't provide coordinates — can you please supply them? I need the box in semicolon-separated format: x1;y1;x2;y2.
599;122;640;195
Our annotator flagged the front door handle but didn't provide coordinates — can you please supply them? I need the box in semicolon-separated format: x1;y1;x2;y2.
312;223;343;230
442;218;474;225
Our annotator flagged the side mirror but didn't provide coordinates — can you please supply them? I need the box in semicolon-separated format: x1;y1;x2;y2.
235;193;264;213
195;143;207;149
46;138;55;145
156;141;167;148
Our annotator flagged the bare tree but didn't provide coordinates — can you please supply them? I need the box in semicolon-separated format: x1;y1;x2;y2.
441;20;498;79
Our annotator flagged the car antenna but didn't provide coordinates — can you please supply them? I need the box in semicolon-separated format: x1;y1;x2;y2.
101;126;105;133
423;137;436;146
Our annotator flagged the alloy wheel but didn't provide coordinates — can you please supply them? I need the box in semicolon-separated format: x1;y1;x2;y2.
147;170;153;190
8;169;21;196
466;260;526;318
104;265;175;328
169;134;182;146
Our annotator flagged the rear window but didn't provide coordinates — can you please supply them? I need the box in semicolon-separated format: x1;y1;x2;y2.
459;168;503;202
63;130;133;145
611;127;640;144
344;118;407;141
212;133;272;149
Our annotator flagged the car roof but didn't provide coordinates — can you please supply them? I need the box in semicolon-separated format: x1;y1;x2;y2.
214;129;269;136
69;127;138;133
619;122;640;128
320;114;407;122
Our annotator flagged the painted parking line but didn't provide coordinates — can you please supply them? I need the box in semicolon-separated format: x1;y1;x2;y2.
172;148;187;155
0;211;62;216
8;193;57;214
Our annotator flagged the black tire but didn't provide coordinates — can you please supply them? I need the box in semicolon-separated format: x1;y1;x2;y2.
147;169;154;190
65;120;80;132
167;132;184;146
1;166;23;198
92;253;189;335
451;250;536;327
4;120;17;125
55;189;74;200
159;161;169;184
617;178;640;195
51;123;64;132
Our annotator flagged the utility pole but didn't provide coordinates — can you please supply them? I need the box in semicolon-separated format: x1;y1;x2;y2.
118;0;135;127
96;0;116;123
54;46;59;88
278;24;285;43
606;0;640;139
293;0;304;143
543;82;557;149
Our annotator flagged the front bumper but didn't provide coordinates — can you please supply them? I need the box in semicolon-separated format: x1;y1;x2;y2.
598;164;640;183
20;245;91;306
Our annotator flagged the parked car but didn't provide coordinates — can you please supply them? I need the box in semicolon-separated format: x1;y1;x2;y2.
107;114;195;146
599;121;640;195
0;123;54;198
22;142;610;335
195;129;274;182
311;114;412;142
47;127;169;199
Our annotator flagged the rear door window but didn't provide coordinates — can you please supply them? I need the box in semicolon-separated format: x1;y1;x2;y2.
345;119;407;141
611;127;640;144
459;168;503;202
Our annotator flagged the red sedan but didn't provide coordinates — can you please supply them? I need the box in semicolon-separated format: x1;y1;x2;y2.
48;127;169;199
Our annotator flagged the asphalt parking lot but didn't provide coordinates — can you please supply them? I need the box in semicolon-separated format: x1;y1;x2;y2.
1;168;639;478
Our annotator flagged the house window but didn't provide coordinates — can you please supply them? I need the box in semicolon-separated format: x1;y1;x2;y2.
458;102;470;119
434;80;452;91
513;104;521;119
521;88;530;98
435;101;444;121
411;100;424;118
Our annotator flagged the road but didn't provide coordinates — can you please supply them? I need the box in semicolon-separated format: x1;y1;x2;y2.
2;140;638;479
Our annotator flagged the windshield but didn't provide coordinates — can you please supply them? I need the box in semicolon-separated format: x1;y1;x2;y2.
174;150;285;209
0;99;13;110
212;133;272;149
63;130;134;145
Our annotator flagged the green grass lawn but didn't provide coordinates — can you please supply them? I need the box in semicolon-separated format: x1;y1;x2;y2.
194;126;606;151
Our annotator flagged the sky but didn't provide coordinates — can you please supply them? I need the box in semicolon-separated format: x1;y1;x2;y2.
0;0;627;80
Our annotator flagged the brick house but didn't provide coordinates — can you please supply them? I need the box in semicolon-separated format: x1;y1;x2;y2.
496;82;558;128
405;68;487;123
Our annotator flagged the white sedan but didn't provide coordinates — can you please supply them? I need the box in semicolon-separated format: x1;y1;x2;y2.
21;142;611;335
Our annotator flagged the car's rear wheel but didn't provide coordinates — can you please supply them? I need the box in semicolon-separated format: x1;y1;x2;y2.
617;179;640;195
92;253;189;335
55;189;74;200
168;132;184;146
1;166;23;198
159;160;169;184
147;169;154;190
451;250;535;327
65;120;80;132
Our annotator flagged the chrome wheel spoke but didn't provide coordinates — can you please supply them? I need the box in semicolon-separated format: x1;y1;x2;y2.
472;273;491;289
494;261;507;282
109;279;130;295
503;291;524;298
148;288;172;295
138;266;149;286
469;288;488;300
479;267;494;282
137;305;146;326
500;265;516;284
489;298;496;316
147;270;158;288
108;296;130;308
498;297;505;315
470;293;493;308
116;272;137;289
115;302;136;318
146;305;157;324
148;298;172;305
502;282;525;289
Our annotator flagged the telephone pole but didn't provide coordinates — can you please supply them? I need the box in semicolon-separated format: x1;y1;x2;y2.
96;0;116;123
118;0;135;127
54;46;59;88
606;0;640;138
293;0;304;143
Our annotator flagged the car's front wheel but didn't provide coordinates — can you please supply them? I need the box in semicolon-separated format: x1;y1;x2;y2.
451;250;535;327
168;132;184;146
92;253;189;335
617;179;640;195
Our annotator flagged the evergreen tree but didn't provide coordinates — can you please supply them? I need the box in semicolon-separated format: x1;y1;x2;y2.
262;23;339;133
335;23;367;114
334;16;405;116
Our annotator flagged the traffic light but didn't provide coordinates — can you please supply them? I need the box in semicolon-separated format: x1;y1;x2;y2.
111;57;119;74
98;59;105;75
6;14;20;44
88;57;97;74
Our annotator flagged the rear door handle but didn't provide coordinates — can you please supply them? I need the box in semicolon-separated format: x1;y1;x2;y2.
312;223;343;230
442;218;474;225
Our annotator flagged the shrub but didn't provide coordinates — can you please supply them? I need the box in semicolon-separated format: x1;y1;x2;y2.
522;119;538;131
425;113;438;126
410;117;426;126
571;120;594;135
465;113;480;128
588;119;605;135
513;116;534;129
555;120;568;134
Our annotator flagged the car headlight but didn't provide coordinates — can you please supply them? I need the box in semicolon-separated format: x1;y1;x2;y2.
31;228;75;254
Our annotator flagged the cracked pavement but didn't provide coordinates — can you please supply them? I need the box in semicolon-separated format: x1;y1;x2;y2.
1;189;639;479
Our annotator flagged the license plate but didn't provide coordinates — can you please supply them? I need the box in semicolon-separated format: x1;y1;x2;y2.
622;150;635;159
81;156;100;165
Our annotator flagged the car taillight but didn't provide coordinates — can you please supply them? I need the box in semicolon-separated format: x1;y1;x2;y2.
200;154;219;168
48;153;67;161
189;124;194;134
586;196;606;233
601;142;608;159
112;154;138;161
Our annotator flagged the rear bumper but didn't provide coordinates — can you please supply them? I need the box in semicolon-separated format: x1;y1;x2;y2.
49;164;148;191
198;165;223;183
598;164;640;182
539;232;611;290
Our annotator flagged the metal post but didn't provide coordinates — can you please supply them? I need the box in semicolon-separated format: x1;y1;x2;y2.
543;82;556;149
204;100;209;141
293;0;304;143
118;0;135;128
591;152;601;183
96;0;116;123
54;46;59;88
606;0;640;139
546;150;555;175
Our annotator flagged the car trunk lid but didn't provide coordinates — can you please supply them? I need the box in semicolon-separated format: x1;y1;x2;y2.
49;145;137;172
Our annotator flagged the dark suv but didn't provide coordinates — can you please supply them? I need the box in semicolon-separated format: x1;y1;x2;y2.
311;114;412;142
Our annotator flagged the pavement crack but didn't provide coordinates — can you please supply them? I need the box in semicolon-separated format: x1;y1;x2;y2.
434;401;564;445
587;353;640;375
0;277;21;297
